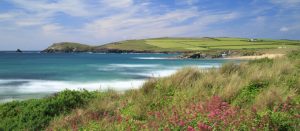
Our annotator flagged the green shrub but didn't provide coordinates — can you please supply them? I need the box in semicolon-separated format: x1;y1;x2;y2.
232;80;269;106
0;90;95;130
269;111;294;130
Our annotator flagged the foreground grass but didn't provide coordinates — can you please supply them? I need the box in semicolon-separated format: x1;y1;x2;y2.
0;90;96;130
1;50;299;130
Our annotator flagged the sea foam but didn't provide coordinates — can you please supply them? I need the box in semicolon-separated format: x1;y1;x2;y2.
0;79;145;94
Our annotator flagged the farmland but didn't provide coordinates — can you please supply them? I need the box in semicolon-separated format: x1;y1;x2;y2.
100;37;300;52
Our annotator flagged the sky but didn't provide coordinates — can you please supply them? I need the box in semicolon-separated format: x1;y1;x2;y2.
0;0;300;50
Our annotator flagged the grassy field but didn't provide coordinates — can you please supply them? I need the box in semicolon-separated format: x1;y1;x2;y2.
97;40;162;51
43;37;300;53
98;37;300;52
1;50;299;130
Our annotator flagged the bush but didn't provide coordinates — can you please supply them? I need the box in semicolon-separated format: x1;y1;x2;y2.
232;80;269;106
0;90;96;130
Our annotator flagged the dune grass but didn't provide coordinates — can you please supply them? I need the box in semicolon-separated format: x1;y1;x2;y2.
43;50;300;130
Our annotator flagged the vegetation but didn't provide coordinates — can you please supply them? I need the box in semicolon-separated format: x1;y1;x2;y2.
1;50;299;130
43;37;300;53
0;90;96;130
43;42;93;52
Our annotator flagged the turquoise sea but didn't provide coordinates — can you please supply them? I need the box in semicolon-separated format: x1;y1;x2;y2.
0;52;239;102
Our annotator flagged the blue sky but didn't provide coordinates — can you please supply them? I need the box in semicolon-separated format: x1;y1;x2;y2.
0;0;300;50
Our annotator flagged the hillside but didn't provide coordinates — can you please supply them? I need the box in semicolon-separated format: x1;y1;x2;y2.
1;50;299;130
43;42;93;53
42;37;300;53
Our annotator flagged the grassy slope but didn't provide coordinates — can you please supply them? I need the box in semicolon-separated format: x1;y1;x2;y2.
147;38;300;50
97;40;162;51
45;37;300;53
42;50;298;130
98;37;300;52
1;51;299;130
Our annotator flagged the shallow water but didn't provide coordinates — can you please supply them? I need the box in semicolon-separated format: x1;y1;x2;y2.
0;52;239;102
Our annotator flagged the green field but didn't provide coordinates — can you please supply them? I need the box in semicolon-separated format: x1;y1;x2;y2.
98;37;300;52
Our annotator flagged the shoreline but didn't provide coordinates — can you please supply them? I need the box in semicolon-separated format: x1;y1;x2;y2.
224;53;285;60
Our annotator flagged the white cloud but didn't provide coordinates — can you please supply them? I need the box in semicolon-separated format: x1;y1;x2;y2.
83;7;239;42
280;27;289;32
101;0;133;8
269;0;300;7
0;13;16;20
270;0;300;4
8;0;91;17
176;0;198;5
16;19;44;26
42;24;63;34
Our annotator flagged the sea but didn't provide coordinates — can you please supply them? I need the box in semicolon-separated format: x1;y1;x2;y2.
0;51;239;103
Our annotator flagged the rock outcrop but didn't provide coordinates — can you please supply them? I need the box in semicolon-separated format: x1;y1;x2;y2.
16;49;22;53
178;50;263;59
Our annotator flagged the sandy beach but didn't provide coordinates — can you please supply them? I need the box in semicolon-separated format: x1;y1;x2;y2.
226;54;285;60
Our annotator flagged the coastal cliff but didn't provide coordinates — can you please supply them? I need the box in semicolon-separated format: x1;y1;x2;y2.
42;42;93;53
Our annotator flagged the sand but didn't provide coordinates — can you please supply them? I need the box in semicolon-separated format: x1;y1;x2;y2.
226;54;285;60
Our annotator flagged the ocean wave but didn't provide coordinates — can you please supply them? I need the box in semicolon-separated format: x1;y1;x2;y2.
96;64;161;71
133;57;173;60
109;64;160;68
122;69;178;78
0;79;145;94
